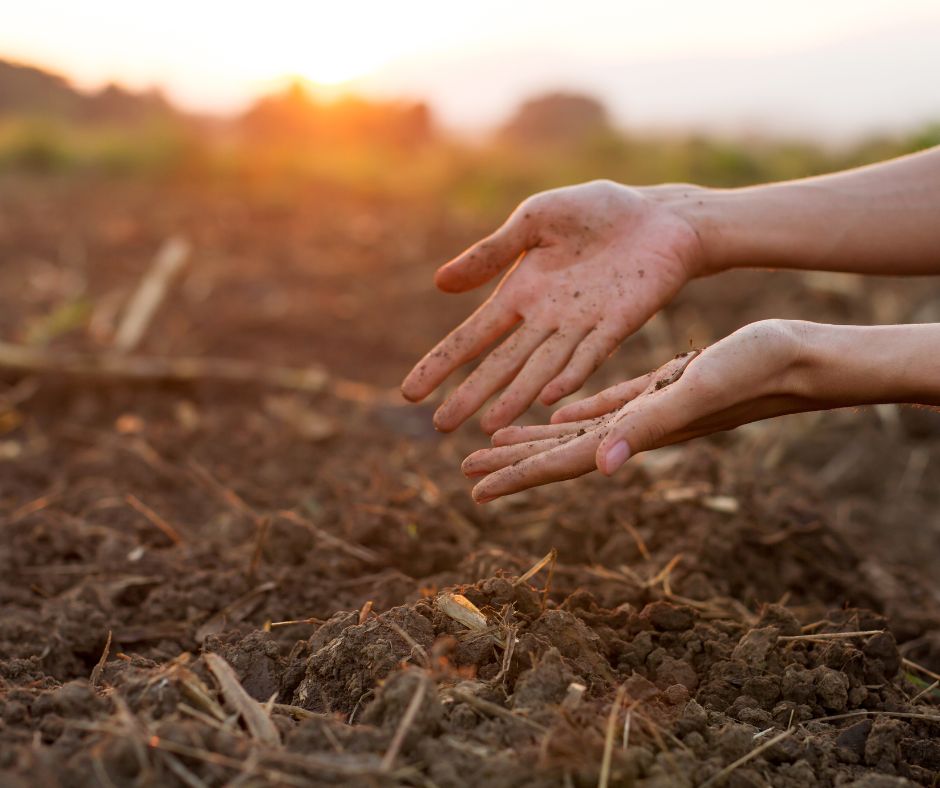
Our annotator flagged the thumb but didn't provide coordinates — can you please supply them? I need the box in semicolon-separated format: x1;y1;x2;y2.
434;215;528;293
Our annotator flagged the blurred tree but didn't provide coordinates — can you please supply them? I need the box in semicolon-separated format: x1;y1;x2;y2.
81;84;176;126
0;59;177;127
239;81;434;151
499;91;612;148
0;59;80;117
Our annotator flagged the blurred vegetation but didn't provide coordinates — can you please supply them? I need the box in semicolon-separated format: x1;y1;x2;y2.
1;58;938;221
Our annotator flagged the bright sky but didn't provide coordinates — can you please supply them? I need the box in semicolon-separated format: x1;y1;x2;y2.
2;0;940;135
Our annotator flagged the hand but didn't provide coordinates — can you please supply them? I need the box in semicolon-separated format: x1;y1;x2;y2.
462;320;815;502
400;180;705;433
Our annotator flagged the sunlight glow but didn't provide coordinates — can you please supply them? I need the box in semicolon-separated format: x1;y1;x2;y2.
1;0;938;138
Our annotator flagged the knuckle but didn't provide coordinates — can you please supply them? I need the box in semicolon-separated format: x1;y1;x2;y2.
733;319;800;363
676;362;720;401
625;417;668;451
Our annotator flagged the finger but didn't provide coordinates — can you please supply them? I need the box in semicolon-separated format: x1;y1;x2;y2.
401;298;518;402
550;374;652;423
595;361;704;475
539;324;625;405
491;417;603;446
434;212;530;293
472;429;606;502
480;328;588;433
433;323;554;432
462;435;575;478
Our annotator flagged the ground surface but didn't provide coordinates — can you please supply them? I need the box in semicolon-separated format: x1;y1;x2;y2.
1;175;939;786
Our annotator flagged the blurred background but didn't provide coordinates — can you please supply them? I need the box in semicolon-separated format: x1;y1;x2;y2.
2;1;940;205
2;1;939;569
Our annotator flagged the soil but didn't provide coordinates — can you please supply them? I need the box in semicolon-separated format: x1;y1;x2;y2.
1;174;939;786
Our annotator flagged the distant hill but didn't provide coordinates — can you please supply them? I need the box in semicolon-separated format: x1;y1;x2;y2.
0;58;178;125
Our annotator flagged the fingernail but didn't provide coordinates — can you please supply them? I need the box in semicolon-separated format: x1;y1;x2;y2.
602;440;630;475
475;495;495;504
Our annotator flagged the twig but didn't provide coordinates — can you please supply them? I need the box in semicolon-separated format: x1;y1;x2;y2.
646;553;684;590
277;510;381;565
177;702;230;732
492;625;518;688
248;515;271;582
90;630;112;688
204;653;280;745
175;668;228;722
188;460;259;522
381;674;428;771
903;657;940;684
514;548;557;587
911;680;940;704
779;630;883;642
114;236;191;352
272;703;325;721
0;341;329;391
384;618;430;668
147;737;310;787
126;494;184;545
448;688;545;732
7;486;62;523
809;710;940;724
700;729;793;787
268;617;325;629
91;756;120;788
158;750;210;788
619;518;650;561
598;683;627;788
196;581;277;642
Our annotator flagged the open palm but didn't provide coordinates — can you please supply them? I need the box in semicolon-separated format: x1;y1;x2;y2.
400;180;704;433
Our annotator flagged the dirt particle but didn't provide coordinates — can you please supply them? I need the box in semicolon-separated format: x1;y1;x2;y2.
836;718;873;764
731;626;779;668
641;601;695;631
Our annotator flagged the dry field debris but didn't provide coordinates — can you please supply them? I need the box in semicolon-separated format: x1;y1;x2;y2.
1;179;939;786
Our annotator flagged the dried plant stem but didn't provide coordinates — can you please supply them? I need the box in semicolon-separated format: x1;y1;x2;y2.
700;729;793;787
204;653;280;745
903;657;940;683
0;341;329;392
126;494;184;545
114;236;190;352
779;630;883;642
448;688;546;732
514;548;557;587
381;674;427;771
598;683;627;788
90;630;112;688
911;680;940;704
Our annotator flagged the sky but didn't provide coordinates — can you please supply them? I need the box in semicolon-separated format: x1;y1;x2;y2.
2;0;940;139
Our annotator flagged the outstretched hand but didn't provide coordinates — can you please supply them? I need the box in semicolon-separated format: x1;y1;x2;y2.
461;320;816;502
400;180;704;433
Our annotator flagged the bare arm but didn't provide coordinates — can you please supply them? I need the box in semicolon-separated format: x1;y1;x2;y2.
402;148;940;433
660;146;940;277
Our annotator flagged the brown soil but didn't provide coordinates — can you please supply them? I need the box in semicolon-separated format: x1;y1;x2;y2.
1;175;939;786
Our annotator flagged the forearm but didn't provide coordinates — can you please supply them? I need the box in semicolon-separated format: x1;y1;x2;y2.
652;147;940;277
793;321;940;407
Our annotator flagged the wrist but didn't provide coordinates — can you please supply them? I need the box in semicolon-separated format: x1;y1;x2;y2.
645;180;836;277
642;183;738;278
791;322;940;407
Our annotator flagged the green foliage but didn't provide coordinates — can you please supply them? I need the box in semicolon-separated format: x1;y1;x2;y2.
24;298;92;346
0;116;202;176
0;105;936;212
